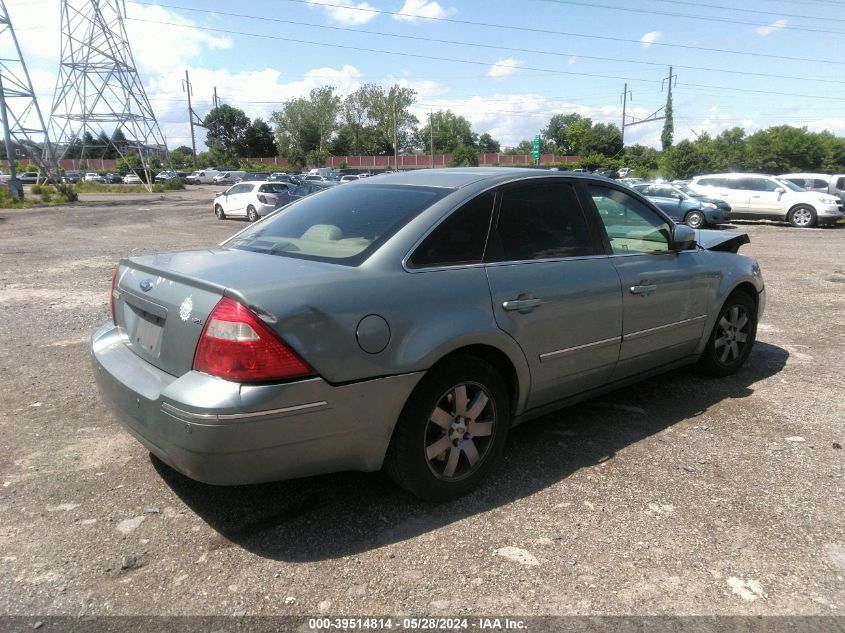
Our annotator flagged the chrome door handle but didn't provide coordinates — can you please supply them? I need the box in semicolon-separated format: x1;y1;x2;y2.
630;284;657;295
503;298;543;311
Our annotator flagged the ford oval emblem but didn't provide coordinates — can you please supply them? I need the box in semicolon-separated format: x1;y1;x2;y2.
139;279;153;292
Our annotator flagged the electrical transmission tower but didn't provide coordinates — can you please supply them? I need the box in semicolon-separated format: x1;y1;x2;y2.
0;0;58;198
49;0;166;188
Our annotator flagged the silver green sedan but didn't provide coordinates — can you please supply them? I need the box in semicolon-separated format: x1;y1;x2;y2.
91;168;765;501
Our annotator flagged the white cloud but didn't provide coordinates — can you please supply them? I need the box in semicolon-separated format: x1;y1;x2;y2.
124;4;232;74
393;0;456;22
640;31;661;48
306;0;379;25
755;19;787;36
487;58;523;79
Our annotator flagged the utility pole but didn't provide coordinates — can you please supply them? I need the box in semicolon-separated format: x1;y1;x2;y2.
213;86;219;109
620;82;632;146
183;70;197;168
0;74;19;197
429;110;434;168
392;101;398;171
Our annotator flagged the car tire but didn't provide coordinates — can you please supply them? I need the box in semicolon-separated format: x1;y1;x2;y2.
384;355;510;502
247;206;258;222
787;205;816;228
214;204;225;220
697;291;757;377
684;210;705;229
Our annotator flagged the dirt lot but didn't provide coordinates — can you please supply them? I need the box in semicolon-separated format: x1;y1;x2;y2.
0;186;843;623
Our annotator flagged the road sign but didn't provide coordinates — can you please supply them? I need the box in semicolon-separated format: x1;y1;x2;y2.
532;135;540;160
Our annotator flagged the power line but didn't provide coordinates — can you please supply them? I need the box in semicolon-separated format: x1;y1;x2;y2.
268;0;845;67
124;17;845;104
125;2;845;86
536;0;845;36
649;0;845;24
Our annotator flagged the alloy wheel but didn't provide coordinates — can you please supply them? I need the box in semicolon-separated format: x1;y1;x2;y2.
714;304;750;365
424;382;496;481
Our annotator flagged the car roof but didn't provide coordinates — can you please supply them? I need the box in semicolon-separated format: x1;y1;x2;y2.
693;173;775;179
355;167;617;189
777;172;830;179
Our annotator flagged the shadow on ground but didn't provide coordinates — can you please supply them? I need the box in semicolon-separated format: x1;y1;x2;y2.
154;342;788;562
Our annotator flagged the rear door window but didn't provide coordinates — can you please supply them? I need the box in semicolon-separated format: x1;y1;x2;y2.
489;182;596;261
408;192;494;268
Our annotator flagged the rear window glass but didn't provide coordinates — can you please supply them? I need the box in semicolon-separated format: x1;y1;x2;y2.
225;184;452;266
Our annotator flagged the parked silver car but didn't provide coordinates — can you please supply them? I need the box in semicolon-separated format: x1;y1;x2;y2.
91;169;766;501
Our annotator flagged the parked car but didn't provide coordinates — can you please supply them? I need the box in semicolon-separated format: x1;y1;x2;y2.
213;181;291;222
270;172;300;185
84;172;105;183
154;170;179;183
92;168;765;501
631;182;731;228
17;171;41;184
340;175;360;183
777;173;845;209
689;173;842;228
61;172;81;184
123;173;142;184
281;180;338;204
103;173;123;184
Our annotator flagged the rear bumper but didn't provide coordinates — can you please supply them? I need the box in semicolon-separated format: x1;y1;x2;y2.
91;323;422;485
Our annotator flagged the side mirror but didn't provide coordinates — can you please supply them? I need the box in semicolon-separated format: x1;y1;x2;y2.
672;224;697;251
775;187;786;194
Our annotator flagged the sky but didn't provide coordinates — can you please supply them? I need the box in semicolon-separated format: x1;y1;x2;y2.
4;0;845;153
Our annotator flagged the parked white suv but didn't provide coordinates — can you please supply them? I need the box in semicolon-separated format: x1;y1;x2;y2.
689;173;842;228
212;181;291;222
777;173;845;210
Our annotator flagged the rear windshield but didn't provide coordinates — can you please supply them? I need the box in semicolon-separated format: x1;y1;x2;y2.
225;184;452;266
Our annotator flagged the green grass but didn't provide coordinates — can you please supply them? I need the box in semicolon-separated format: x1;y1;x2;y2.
74;179;185;194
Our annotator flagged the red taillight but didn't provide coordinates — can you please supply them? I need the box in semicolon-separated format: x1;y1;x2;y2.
110;268;119;323
192;297;315;382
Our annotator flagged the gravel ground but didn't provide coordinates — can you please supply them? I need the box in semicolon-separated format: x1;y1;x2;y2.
0;187;843;621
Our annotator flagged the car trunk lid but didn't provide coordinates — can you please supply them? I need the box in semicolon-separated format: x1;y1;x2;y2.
113;248;343;377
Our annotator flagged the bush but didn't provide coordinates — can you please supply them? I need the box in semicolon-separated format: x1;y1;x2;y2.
31;184;43;195
0;186;24;208
55;183;78;202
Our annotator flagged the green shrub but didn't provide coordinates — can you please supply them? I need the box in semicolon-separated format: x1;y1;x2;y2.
55;182;78;203
31;183;43;195
39;191;53;203
0;186;24;208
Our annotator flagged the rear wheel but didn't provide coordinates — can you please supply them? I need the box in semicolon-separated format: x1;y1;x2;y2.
214;204;225;220
788;205;816;228
698;291;757;376
384;356;509;502
684;210;705;229
246;205;258;222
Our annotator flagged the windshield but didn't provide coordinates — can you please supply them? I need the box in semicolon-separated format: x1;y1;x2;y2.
673;184;698;196
776;178;805;192
225;184;452;266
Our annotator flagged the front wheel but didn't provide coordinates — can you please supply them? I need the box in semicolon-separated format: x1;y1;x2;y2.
698;291;757;377
246;205;258;222
788;205;816;228
384;356;510;502
684;210;705;229
214;204;225;220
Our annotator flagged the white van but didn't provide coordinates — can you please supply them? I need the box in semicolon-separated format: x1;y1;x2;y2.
186;169;221;184
307;167;338;180
212;171;247;185
690;173;842;228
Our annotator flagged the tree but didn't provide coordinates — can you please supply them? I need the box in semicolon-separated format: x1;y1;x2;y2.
309;86;341;154
543;113;587;155
478;133;501;153
582;122;623;157
204;104;251;155
363;84;418;154
111;128;128;157
449;144;479;167
169;146;195;169
272;98;320;158
244;118;277;157
415;110;477;153
661;91;674;151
